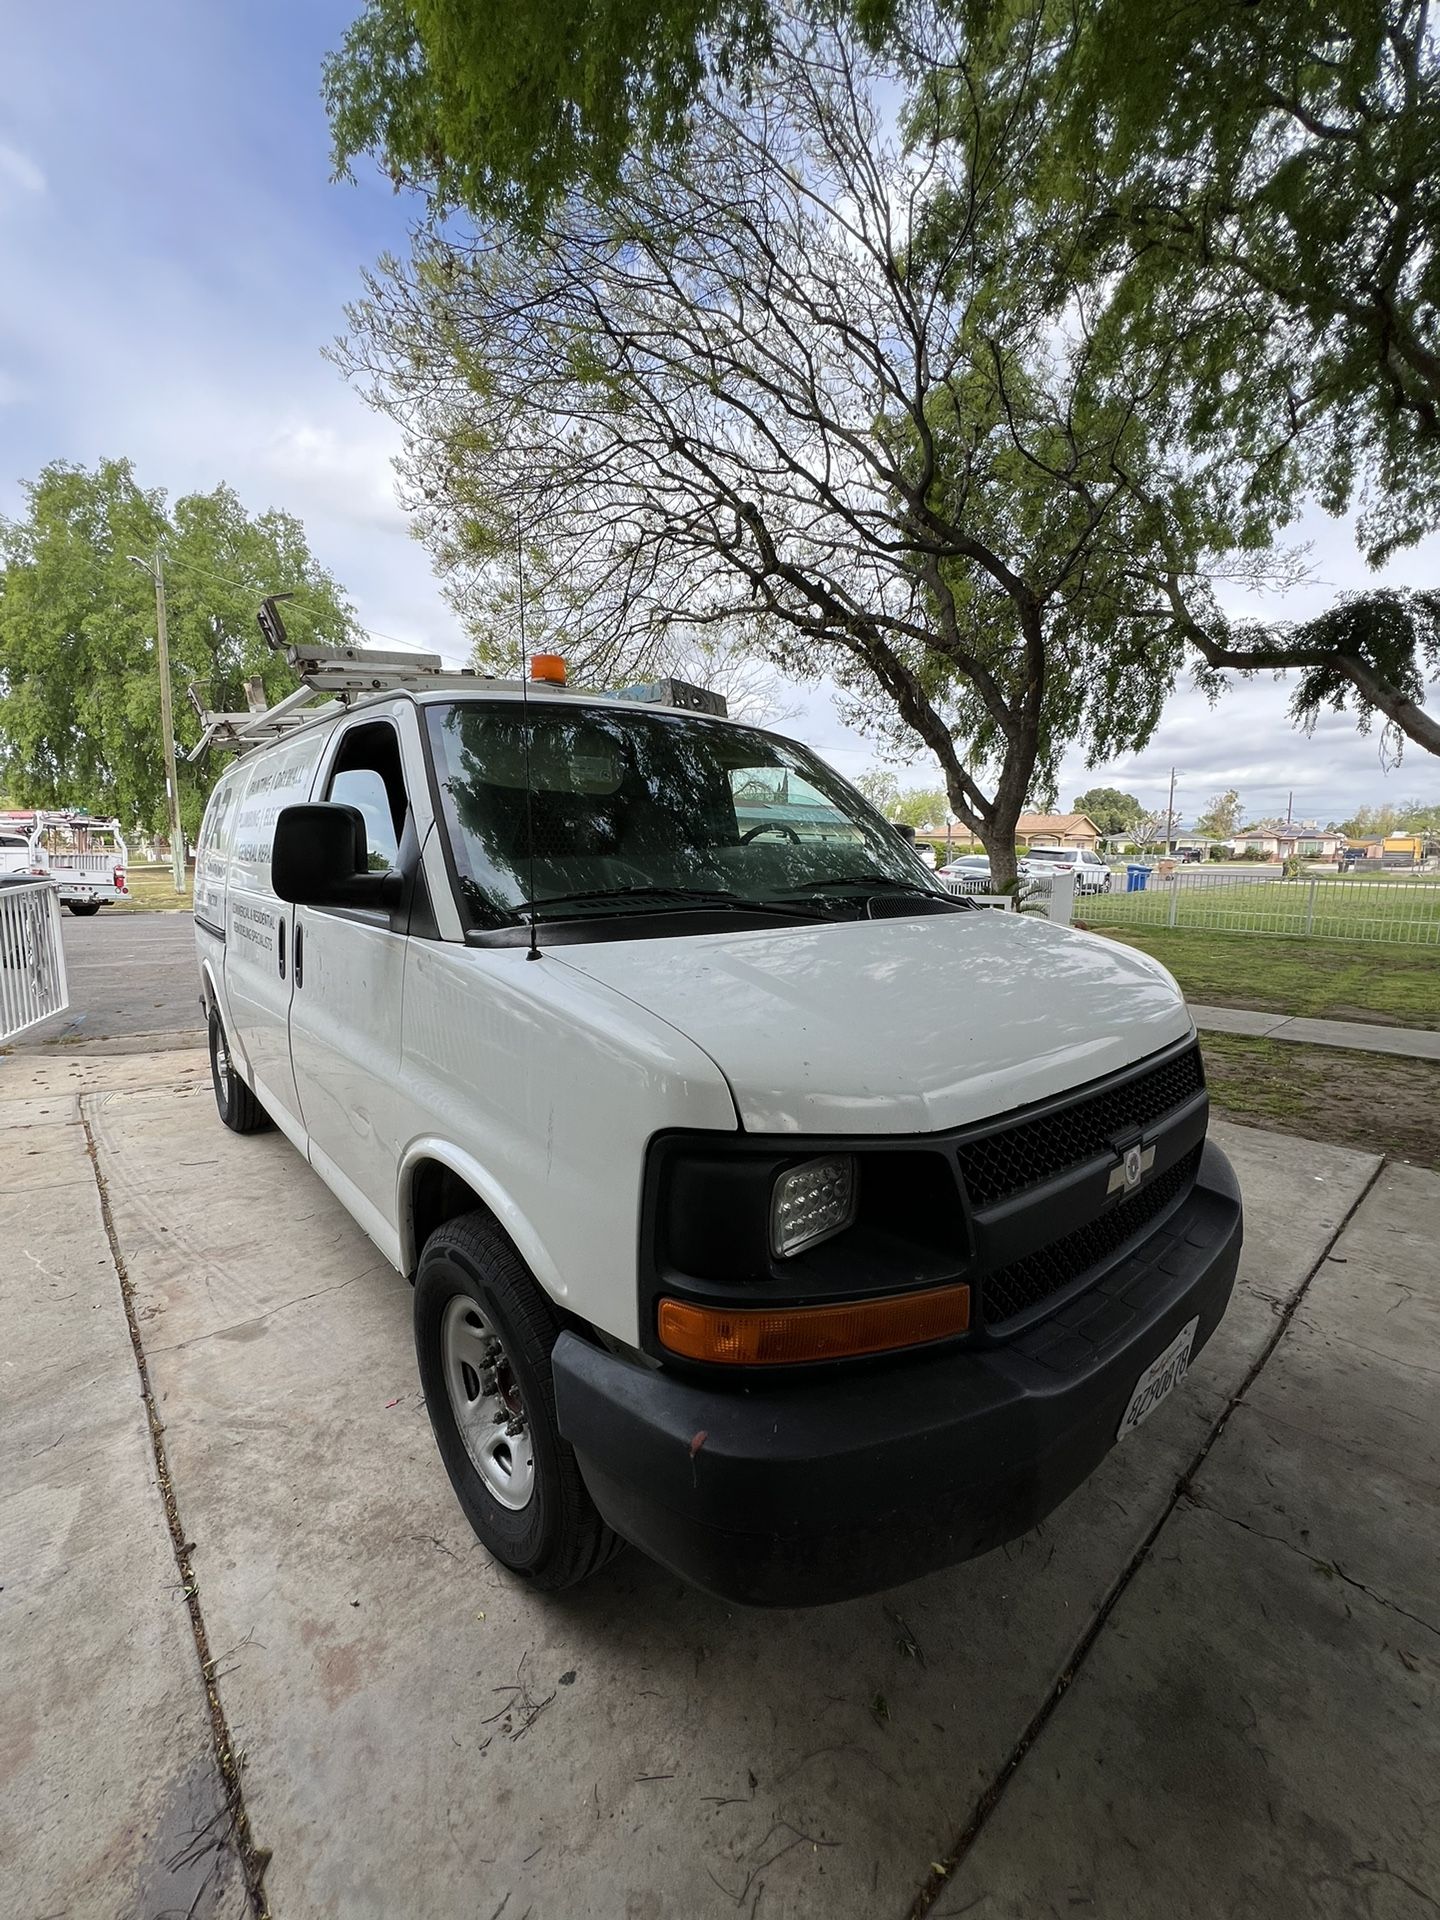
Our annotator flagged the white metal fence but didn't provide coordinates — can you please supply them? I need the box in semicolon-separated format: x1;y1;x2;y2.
940;869;1076;925
0;877;70;1041
1082;869;1440;946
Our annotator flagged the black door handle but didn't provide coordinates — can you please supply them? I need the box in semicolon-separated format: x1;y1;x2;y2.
294;922;304;989
278;920;286;980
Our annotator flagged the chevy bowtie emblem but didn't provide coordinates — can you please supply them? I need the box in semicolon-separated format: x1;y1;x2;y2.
1108;1142;1155;1195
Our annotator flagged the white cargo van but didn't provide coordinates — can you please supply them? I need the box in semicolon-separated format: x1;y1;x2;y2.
193;668;1241;1605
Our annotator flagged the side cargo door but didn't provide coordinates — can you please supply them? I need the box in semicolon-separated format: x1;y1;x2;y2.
222;727;329;1139
287;702;434;1266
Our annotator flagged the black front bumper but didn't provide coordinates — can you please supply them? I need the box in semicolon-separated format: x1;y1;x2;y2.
554;1138;1242;1606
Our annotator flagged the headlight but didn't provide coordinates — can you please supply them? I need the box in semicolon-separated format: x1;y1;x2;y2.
770;1154;857;1258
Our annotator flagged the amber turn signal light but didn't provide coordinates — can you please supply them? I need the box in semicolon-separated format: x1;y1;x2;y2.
530;652;567;684
657;1284;971;1366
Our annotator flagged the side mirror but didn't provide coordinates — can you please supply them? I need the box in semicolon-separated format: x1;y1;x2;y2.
893;822;917;844
271;803;403;912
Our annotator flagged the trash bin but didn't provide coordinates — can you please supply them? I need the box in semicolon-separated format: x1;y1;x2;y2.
1125;864;1150;892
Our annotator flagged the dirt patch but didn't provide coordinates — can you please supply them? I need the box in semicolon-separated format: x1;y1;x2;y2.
1200;1034;1440;1170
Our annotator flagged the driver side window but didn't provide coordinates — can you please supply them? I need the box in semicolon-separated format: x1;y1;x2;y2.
326;722;409;873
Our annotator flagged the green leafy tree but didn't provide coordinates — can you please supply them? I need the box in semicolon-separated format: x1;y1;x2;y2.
0;459;355;836
984;0;1440;562
324;0;764;224
325;0;1440;762
1072;787;1144;836
853;769;902;817
1340;802;1408;836
958;0;1440;759
1194;789;1244;841
331;9;1200;887
893;788;949;832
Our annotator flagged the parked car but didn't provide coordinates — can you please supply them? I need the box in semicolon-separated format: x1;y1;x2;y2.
193;664;1241;1606
1025;845;1115;893
935;853;1062;884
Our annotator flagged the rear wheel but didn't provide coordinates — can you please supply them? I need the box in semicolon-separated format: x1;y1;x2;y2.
66;902;101;917
414;1213;622;1590
208;1006;269;1133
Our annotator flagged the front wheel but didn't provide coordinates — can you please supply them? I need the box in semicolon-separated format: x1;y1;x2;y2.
208;1007;270;1133
414;1214;622;1590
66;901;101;917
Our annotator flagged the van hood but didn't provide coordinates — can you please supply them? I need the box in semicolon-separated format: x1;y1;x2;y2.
554;910;1193;1136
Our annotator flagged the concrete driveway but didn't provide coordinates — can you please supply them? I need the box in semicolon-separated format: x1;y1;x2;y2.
2;1035;1437;1920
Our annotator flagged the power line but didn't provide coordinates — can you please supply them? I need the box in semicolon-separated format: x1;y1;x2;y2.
153;551;437;655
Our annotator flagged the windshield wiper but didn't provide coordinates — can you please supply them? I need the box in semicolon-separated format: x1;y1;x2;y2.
522;884;821;920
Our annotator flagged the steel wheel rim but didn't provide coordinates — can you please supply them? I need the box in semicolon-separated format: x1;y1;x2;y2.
440;1294;535;1511
212;1019;233;1111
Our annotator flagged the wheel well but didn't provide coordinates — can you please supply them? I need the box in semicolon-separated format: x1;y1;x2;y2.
406;1158;499;1280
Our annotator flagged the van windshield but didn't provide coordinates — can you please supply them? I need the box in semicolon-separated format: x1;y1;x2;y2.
424;700;947;928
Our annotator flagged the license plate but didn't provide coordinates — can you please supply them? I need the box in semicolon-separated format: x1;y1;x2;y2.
1118;1317;1198;1440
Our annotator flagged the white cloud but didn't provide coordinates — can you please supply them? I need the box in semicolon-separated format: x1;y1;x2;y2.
0;139;45;200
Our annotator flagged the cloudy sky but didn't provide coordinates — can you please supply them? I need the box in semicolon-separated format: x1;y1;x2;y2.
2;1;1436;830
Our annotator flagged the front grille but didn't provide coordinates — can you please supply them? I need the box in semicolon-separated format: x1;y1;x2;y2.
983;1144;1203;1327
955;1044;1205;1210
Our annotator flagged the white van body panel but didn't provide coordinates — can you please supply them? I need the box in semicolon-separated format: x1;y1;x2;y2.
221;730;328;1125
555;912;1193;1136
399;939;737;1342
289;702;427;1260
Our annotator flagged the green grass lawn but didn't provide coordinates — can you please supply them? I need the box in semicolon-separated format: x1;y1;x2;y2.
1084;872;1440;944
1200;1033;1439;1169
118;865;192;911
1096;926;1440;1029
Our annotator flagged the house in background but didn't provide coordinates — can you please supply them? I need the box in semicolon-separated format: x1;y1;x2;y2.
1016;811;1101;851
1233;820;1346;861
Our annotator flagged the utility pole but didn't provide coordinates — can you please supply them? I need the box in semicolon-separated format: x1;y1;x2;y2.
130;549;186;894
1164;766;1177;852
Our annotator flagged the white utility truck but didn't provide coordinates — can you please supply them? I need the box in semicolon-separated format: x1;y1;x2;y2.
0;811;129;914
191;618;1241;1605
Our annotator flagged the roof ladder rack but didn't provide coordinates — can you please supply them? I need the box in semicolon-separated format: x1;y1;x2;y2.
187;595;496;759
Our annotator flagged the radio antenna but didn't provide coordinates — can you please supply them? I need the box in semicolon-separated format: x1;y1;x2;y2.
517;524;541;961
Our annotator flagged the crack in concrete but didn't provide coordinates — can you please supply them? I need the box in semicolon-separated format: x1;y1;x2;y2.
1292;1317;1440;1381
79;1097;273;1919
146;1267;384;1355
1183;1492;1440;1641
902;1154;1390;1920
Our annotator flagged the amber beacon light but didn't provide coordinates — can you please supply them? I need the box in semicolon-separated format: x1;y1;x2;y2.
657;1284;971;1366
530;652;567;684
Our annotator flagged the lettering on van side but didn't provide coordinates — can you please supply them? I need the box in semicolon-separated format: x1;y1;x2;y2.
230;900;275;952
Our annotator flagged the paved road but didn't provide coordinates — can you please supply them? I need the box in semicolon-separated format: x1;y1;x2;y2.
14;908;200;1050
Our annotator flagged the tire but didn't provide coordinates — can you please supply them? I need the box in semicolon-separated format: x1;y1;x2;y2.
67;902;101;917
208;1006;270;1134
414;1213;622;1591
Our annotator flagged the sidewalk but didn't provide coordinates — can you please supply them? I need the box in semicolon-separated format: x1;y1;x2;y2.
0;1048;249;1917
2;1043;1436;1918
1191;1003;1440;1060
